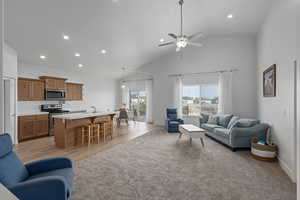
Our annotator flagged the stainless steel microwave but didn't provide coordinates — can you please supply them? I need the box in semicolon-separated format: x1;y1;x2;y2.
45;90;66;101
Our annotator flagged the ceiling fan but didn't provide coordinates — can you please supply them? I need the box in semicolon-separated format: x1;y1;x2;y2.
158;0;204;52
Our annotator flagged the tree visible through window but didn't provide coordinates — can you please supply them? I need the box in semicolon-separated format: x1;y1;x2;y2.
129;91;147;121
182;85;219;116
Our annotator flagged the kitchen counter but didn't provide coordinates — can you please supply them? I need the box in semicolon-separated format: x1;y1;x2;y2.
18;112;49;116
53;112;115;148
53;112;116;120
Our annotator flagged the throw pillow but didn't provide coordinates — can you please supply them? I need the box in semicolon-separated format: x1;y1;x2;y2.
200;113;209;123
236;119;260;128
207;115;219;125
227;116;239;129
216;114;233;128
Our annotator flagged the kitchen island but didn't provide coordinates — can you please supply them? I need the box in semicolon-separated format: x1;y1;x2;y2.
53;112;116;148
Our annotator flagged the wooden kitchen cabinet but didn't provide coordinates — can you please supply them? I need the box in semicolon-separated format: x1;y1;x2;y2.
18;114;49;142
18;78;31;101
34;115;49;137
39;76;67;90
18;78;45;101
18;77;84;101
31;80;45;101
66;82;83;101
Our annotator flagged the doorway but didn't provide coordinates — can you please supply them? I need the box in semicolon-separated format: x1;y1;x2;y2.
3;77;17;144
129;90;147;122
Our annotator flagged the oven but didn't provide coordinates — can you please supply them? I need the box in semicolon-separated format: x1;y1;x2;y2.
41;104;69;136
45;90;66;101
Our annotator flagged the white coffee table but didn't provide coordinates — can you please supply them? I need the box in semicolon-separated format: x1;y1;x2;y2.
178;124;205;147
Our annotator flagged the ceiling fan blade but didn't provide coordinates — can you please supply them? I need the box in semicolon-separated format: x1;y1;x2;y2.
188;42;203;47
158;42;174;47
168;33;177;39
188;32;204;40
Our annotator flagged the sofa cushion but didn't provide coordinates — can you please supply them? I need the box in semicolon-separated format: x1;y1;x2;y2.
0;134;29;187
0;152;29;187
27;168;74;194
236;119;260;128
214;128;230;138
216;114;233;128
201;123;222;132
227;116;239;129
168;114;177;120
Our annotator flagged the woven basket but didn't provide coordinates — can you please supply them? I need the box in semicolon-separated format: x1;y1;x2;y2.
251;138;277;162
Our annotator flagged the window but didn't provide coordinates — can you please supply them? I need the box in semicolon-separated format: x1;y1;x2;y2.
129;90;147;121
182;84;219;116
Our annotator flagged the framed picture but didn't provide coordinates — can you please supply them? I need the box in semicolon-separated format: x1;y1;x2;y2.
263;64;276;97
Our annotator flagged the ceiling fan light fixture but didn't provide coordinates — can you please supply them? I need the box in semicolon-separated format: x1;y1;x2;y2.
158;0;204;51
176;37;188;48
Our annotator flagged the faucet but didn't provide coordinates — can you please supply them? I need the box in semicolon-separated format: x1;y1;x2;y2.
90;106;97;113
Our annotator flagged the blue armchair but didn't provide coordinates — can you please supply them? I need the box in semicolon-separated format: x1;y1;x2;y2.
165;108;184;133
0;133;74;200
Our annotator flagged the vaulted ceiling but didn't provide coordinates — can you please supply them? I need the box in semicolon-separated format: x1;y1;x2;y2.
5;0;273;77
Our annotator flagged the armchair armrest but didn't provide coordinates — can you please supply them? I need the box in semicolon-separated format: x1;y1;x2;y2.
9;177;68;200
167;118;184;124
230;123;269;139
25;157;73;176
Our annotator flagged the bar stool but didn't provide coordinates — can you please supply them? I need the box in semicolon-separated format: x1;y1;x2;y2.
80;124;92;146
103;122;113;141
91;123;101;144
92;121;111;142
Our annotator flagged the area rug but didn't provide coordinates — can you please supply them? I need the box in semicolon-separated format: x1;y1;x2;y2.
72;128;296;200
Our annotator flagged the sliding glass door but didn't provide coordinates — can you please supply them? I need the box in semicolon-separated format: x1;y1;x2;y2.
129;90;147;122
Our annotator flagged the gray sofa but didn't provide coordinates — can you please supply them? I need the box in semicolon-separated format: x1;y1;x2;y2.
199;114;269;151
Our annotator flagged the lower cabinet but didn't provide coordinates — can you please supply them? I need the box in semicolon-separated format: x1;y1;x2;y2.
18;114;49;142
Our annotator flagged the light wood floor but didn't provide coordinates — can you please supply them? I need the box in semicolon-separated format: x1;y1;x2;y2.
15;121;156;163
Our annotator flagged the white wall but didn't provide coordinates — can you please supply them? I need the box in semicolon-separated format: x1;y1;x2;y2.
257;0;299;181
3;43;17;78
0;0;4;132
18;62;117;114
134;36;258;125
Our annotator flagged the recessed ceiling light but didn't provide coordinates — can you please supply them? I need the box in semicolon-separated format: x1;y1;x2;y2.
75;53;80;57
78;64;83;68
101;49;107;54
40;55;46;59
160;38;165;43
63;35;70;40
227;14;234;19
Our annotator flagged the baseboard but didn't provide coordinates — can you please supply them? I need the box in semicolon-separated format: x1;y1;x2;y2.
278;157;296;183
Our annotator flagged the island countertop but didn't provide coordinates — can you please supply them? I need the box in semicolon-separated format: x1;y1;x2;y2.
53;112;115;148
53;112;117;120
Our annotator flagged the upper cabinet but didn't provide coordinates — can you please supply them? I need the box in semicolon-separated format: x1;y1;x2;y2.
39;76;67;90
18;76;83;101
18;78;45;101
31;80;45;101
66;82;83;101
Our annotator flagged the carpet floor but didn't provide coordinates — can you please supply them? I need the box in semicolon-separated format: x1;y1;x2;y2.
72;128;296;200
